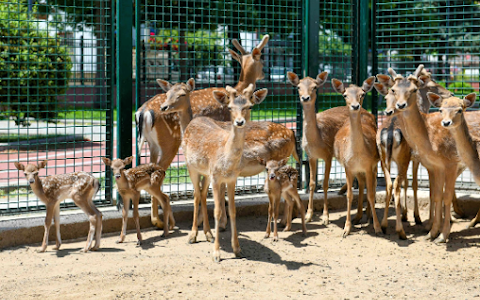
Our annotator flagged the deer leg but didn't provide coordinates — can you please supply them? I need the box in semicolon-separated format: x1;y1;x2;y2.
393;175;407;240
219;183;228;231
73;195;98;252
436;172;456;243
200;176;213;242
290;189;307;236
149;188;172;238
132;193;142;245
39;205;55;253
467;208;480;229
212;180;223;262
343;171;354;238
425;169;435;232
52;204;62;250
306;158;318;223
150;196;164;229
402;177;408;222
188;172;202;244
265;193;273;238
321;158;332;225
226;183;241;258
91;203;103;251
117;195;130;244
279;200;289;227
353;175;365;225
338;183;348;195
366;169;382;235
412;159;422;225
426;171;444;240
452;168;465;218
272;193;281;242
283;193;293;232
380;159;393;232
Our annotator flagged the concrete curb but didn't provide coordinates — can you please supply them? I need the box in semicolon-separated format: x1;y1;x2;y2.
1;188;480;250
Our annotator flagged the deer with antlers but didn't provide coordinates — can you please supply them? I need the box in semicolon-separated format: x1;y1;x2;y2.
134;36;269;229
259;158;307;241
14;161;102;252
427;92;480;230
157;78;299;232
182;84;268;262
331;77;383;237
287;71;382;225
102;157;172;245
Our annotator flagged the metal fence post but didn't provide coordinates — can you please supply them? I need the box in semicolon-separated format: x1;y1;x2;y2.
302;0;319;190
371;0;378;117
116;2;133;164
135;0;142;167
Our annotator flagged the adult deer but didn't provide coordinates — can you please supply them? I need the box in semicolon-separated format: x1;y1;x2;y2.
158;78;298;231
287;71;379;224
427;92;480;229
135;36;269;229
376;65;468;242
102;157;172;244
182;84;268;262
14;161;102;252
331;77;383;237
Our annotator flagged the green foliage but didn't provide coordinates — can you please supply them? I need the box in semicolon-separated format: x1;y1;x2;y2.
319;28;352;57
0;2;72;125
438;81;475;97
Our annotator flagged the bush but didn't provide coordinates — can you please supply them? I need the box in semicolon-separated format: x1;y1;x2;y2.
0;2;72;126
438;81;475;97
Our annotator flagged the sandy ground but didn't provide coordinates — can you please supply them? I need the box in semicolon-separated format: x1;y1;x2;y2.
1;205;480;300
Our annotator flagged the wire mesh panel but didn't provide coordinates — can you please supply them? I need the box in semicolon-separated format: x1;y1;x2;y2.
376;0;480;189
135;0;303;198
0;0;114;214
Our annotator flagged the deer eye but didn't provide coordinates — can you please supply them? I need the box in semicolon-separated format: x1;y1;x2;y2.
343;94;347;98
457;109;462;114
439;109;443;113
391;89;396;95
228;107;232;111
412;89;418;93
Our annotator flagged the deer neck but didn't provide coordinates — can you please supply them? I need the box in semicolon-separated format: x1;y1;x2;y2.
178;103;193;135
115;171;130;190
302;101;321;145
225;125;246;163
234;71;256;92
450;118;480;182
29;177;48;201
348;111;367;152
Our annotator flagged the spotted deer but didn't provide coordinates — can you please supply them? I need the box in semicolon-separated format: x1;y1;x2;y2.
259;158;307;241
158;78;299;231
331;77;383;237
14;161;102;252
375;65;469;243
182;84;268;262
135;36;269;229
102;157;172;244
427;92;480;229
287;71;379;225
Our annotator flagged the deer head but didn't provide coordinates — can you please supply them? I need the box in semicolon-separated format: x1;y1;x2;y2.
373;81;397;116
427;92;477;128
257;157;289;181
158;78;195;113
14;160;47;184
331;77;375;112
102;156;133;180
287;71;329;106
228;35;270;82
212;84;268;128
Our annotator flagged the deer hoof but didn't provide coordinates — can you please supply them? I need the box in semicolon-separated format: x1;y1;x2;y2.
381;225;387;235
434;234;446;244
205;232;214;243
37;248;47;253
414;215;422;225
352;215;363;225
305;210;313;223
397;230;407;240
188;233;197;244
234;250;243;258
213;251;221;263
322;216;330;225
273;236;278;242
136;240;142;246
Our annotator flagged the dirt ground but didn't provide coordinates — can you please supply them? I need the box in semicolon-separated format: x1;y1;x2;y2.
1;205;480;300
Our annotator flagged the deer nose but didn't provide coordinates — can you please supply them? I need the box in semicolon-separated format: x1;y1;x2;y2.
385;110;394;116
301;96;310;102
28;178;35;184
115;173;121;179
269;173;276;180
396;102;407;110
351;104;360;111
442;120;452;127
161;105;169;111
235;119;245;127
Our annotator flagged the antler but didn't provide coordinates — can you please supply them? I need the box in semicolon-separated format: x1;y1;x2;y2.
256;34;270;51
413;64;425;78
232;39;247;55
388;67;404;81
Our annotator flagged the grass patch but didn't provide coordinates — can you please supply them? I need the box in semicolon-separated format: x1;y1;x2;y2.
165;165;191;185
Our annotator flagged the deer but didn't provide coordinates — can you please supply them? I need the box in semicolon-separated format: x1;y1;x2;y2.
182;84;268;262
259;158;307;241
102;157;172;245
427;92;480;230
14;161;102;252
375;64;470;243
287;71;382;225
134;36;269;230
157;78;299;232
331;77;383;237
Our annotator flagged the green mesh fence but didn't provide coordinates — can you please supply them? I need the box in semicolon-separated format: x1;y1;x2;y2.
376;0;480;189
0;0;114;214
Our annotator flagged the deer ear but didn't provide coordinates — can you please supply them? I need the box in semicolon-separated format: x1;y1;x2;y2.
14;162;25;171
101;157;111;166
37;160;47;169
416;75;430;89
256;156;266;166
186;78;195;92
331;79;345;94
427;92;443;108
287;72;299;86
151;170;166;185
156;79;172;93
213;90;228;106
123;156;133;166
316;72;328;87
373;83;388;96
252;88;268;105
279;158;289;166
362;76;375;92
376;74;394;87
251;47;261;61
228;48;242;64
463;93;477;108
